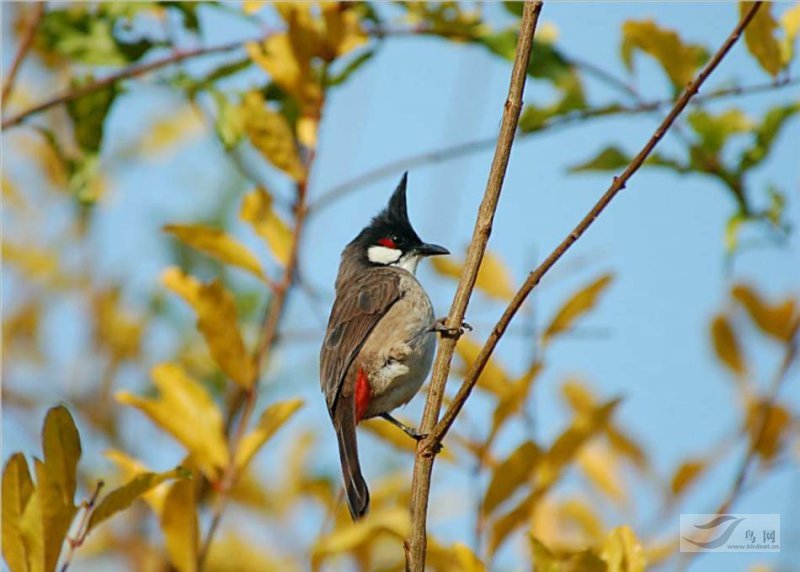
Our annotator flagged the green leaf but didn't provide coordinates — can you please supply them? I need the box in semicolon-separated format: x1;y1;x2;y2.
66;78;117;153
326;49;375;87
738;103;800;172
478;30;574;83
741;1;783;77
687;108;753;154
2;454;35;572
621;20;708;90
502;2;525;17
518;71;586;131
569;146;687;173
569;146;630;173
87;468;185;534
38;8;155;66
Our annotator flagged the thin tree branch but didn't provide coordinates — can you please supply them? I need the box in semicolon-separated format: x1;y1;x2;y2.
1;2;46;106
405;3;543;570
1;37;260;130
197;148;317;569
309;76;795;216
431;2;765;443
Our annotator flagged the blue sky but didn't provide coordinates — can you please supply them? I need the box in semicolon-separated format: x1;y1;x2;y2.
3;2;799;571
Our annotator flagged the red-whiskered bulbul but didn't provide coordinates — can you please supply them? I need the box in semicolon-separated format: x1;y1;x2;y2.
320;172;449;520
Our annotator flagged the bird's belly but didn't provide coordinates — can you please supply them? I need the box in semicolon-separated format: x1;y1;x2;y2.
365;328;435;417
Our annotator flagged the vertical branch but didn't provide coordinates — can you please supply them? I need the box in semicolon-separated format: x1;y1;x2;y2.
197;148;317;569
405;3;544;570
2;2;46;105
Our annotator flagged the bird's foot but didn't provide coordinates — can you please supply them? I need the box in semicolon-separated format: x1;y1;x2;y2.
380;413;427;441
430;317;472;339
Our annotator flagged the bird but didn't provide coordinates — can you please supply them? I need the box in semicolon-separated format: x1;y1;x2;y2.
320;172;450;520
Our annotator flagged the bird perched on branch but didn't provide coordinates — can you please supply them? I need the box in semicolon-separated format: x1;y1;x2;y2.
320;172;452;520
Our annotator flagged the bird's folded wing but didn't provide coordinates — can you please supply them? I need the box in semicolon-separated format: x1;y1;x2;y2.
320;268;402;413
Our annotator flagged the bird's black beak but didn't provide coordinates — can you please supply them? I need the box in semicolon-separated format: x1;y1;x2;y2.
416;243;450;257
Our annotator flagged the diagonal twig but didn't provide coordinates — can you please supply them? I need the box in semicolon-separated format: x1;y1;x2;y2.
431;2;766;444
308;76;795;216
405;3;544;570
2;2;46;106
1;37;259;130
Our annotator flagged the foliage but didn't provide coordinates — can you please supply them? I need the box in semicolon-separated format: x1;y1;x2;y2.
3;2;798;571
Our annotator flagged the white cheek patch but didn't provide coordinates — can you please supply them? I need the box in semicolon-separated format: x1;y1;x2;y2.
395;253;421;275
368;245;402;265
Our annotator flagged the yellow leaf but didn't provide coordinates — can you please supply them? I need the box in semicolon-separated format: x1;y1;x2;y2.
621;20;708;89
454;335;511;396
162;269;254;388
104;450;171;516
711;314;747;376
559;499;605;542
2;241;69;289
34;455;77;572
242;0;266;14
161;266;201;307
161;478;198;572
452;542;486;572
164;224;267;282
19;484;45;572
537;400;620;489
91;288;144;362
483;440;541;516
87;467;185;534
529;536;560;572
544;274;613;342
432;251;515;301
360;418;455;462
247;33;322;115
312;507;409;565
600;525;647;572
194;280;254;388
235;399;305;471
742;1;783;77
116;364;229;479
746;400;791;461
670;459;706;496
240;91;306;181
207;535;298;572
781;1;800;65
2;453;35;572
320;2;368;57
138;108;204;157
577;444;626;506
489;492;535;555
490;362;542;441
240;188;294;266
732;284;798;342
42;405;81;509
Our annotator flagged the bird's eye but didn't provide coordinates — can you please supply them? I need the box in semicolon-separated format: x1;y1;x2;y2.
377;237;397;249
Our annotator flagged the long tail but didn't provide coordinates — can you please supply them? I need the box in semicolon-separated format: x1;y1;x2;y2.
334;402;370;520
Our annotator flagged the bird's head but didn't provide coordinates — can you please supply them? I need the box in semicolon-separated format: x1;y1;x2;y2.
351;172;449;274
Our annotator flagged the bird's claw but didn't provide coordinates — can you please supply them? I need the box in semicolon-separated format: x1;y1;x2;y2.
430;317;472;338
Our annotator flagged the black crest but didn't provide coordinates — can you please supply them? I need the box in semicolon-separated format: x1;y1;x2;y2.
351;172;421;247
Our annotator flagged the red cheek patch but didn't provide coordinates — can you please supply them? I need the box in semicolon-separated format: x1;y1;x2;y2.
377;237;397;249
